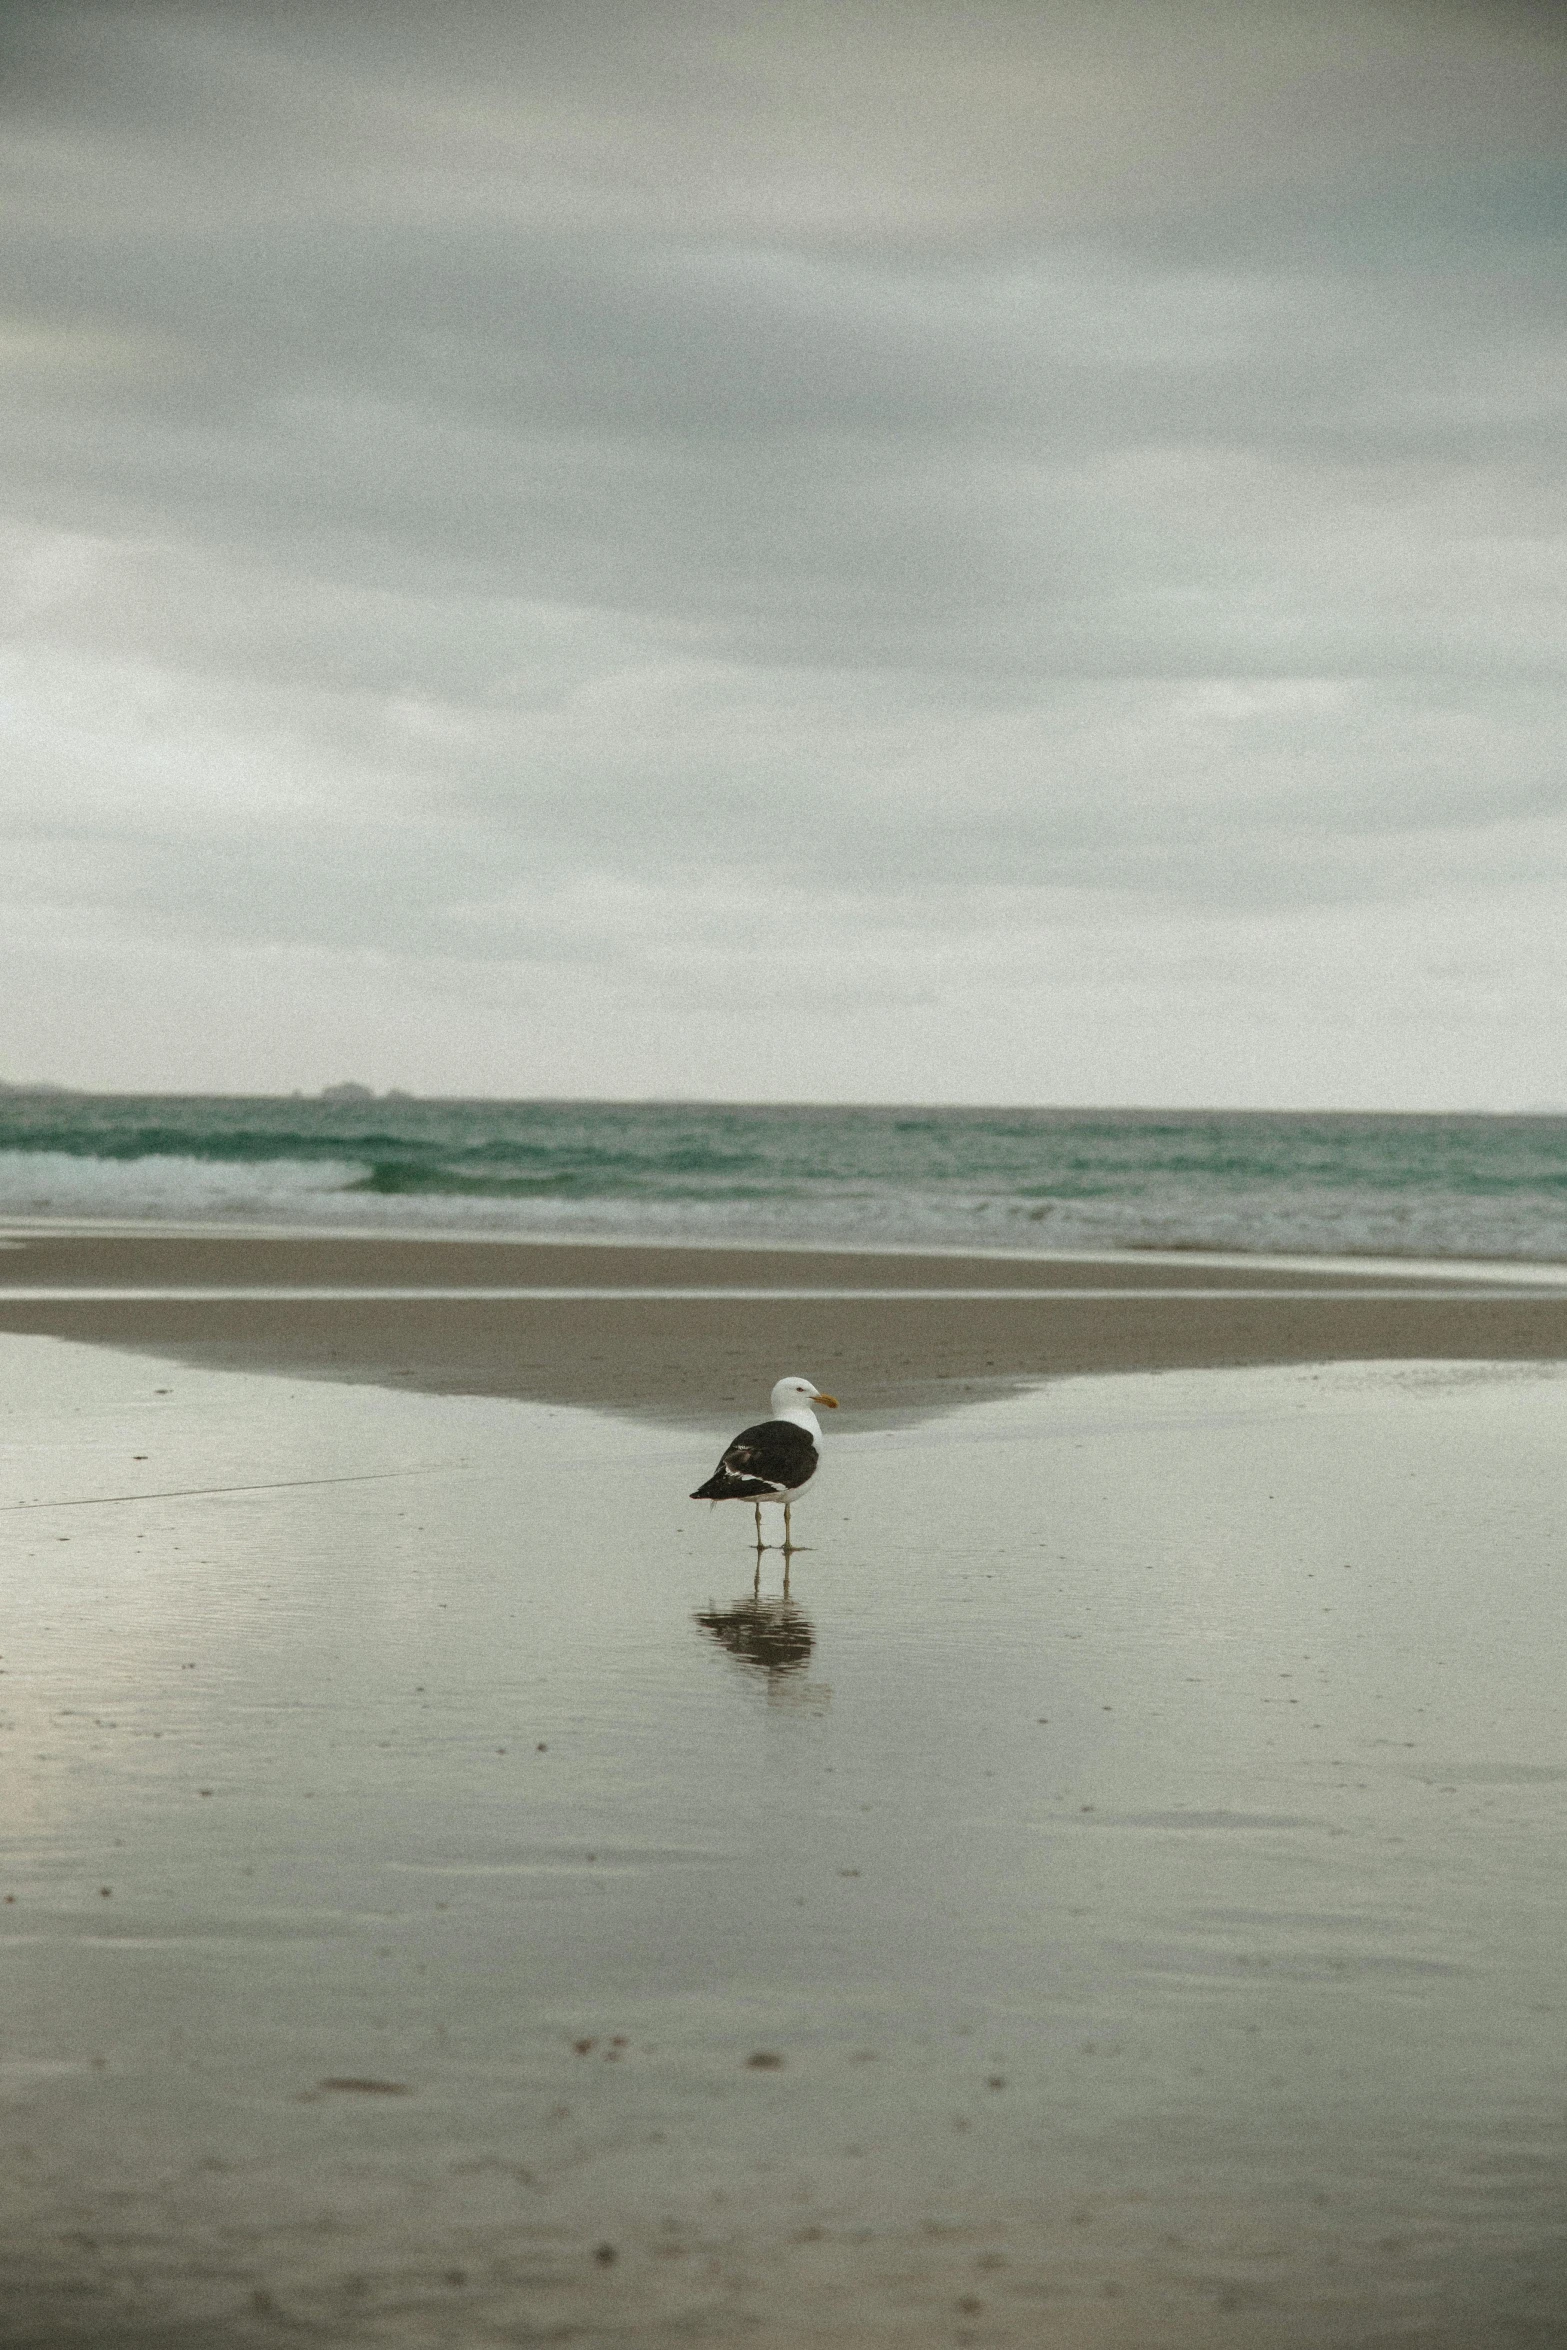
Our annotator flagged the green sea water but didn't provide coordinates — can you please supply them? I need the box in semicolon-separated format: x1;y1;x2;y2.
1;1095;1564;1260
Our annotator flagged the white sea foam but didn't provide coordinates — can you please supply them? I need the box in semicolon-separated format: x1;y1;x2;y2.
1;1145;1565;1264
2;1105;1566;1267
0;1151;371;1223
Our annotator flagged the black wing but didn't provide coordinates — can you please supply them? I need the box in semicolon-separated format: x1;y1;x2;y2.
691;1418;819;1500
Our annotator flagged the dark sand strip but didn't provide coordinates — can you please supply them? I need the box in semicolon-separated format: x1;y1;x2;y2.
0;1228;1484;1291
1;1229;1564;1426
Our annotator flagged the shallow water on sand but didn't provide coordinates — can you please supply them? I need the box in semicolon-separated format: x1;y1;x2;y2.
3;1340;1567;2346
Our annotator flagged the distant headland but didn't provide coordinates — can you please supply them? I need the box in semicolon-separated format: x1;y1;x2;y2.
318;1083;416;1103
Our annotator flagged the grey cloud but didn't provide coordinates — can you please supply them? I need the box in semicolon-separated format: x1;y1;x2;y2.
1;0;1563;1099
10;1;1563;233
6;196;1560;679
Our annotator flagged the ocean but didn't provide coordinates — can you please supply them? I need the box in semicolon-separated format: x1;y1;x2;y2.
1;1094;1565;1262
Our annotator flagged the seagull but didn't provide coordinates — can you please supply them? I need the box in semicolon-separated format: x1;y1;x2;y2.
691;1376;839;1550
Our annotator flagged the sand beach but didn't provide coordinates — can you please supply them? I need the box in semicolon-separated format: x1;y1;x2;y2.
4;1228;1567;2346
2;1224;1566;1424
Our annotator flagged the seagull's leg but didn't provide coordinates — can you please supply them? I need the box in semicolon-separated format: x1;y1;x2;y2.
781;1495;810;1556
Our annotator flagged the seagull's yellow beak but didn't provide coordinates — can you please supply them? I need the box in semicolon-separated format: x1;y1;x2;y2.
813;1392;839;1408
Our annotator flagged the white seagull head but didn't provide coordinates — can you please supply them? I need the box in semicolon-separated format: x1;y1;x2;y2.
770;1375;838;1418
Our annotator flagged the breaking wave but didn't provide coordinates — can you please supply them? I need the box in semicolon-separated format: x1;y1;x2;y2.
1;1097;1565;1260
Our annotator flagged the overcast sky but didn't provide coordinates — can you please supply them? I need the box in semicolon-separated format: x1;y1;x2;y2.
2;0;1563;1106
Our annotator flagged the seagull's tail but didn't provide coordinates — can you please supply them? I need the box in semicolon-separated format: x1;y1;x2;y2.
691;1472;780;1501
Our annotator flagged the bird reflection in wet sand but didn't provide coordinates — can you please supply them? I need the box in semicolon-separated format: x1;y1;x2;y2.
696;1590;816;1692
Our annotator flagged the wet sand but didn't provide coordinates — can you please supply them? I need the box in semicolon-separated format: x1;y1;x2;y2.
2;1225;1565;1425
6;1336;1567;2346
6;1230;1567;2344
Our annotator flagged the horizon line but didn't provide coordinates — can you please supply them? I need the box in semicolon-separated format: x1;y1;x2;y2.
1;1086;1562;1119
